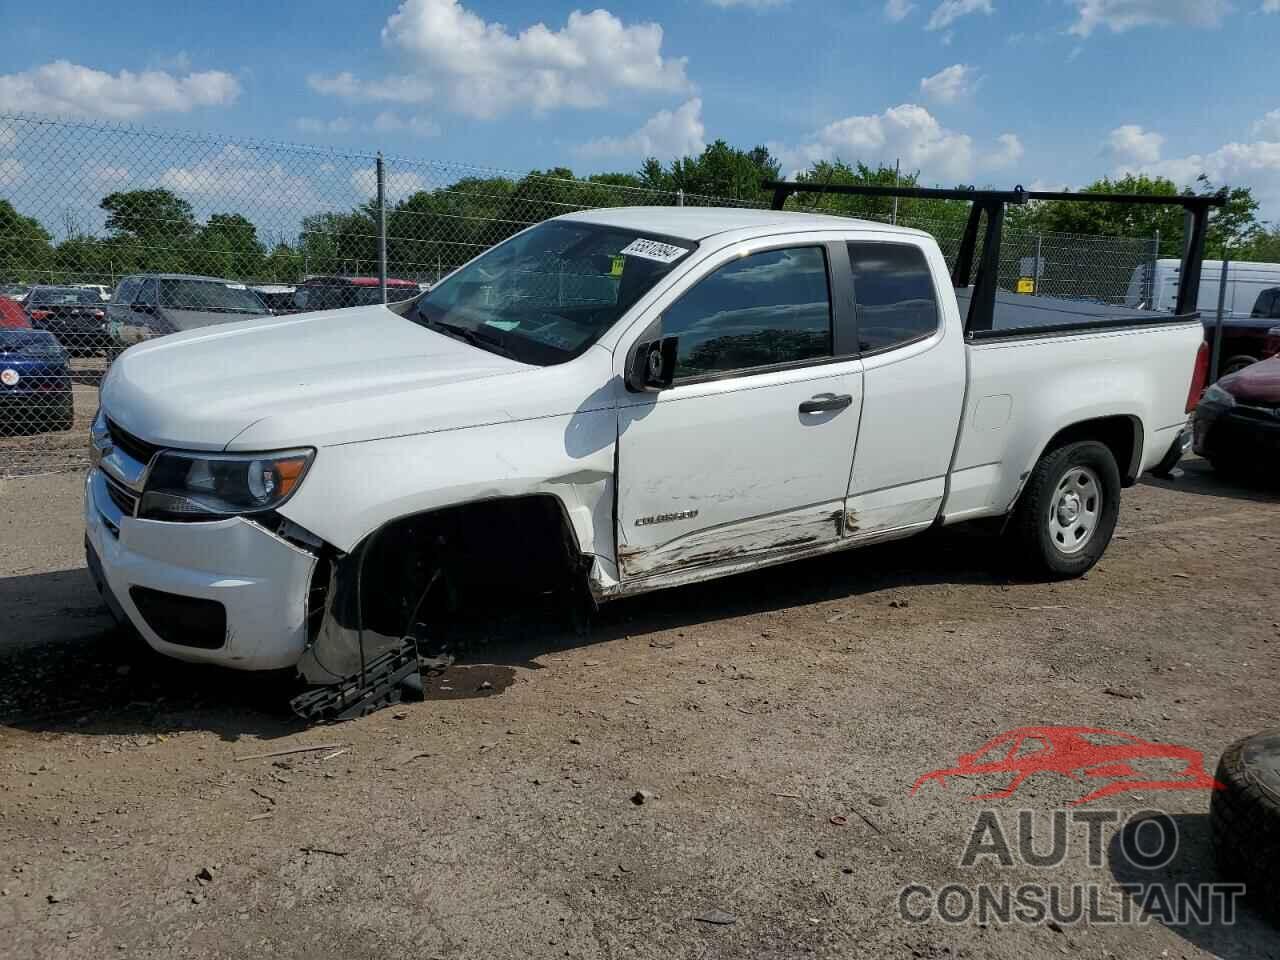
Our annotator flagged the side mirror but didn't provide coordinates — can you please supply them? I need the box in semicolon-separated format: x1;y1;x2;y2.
626;335;678;392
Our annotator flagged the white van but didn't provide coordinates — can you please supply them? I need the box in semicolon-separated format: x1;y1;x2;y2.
1127;259;1280;318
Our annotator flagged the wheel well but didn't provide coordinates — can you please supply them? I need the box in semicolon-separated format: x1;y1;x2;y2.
355;495;589;642
1042;415;1143;486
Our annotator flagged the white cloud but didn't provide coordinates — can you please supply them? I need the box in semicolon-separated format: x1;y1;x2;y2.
295;116;354;135
371;111;442;137
159;145;317;207
1107;115;1280;220
1068;0;1232;36
0;60;239;119
306;71;433;105
1106;124;1165;166
85;163;130;184
770;104;988;182
1253;109;1280;140
984;133;1024;169
1265;1;1280;11
0;158;25;187
576;98;706;161
705;0;788;7
919;64;979;104
885;0;916;20
350;167;427;199
926;0;994;31
329;0;691;119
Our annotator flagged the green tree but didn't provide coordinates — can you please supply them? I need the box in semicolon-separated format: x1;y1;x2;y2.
193;213;265;279
639;140;781;201
0;199;53;281
101;189;197;243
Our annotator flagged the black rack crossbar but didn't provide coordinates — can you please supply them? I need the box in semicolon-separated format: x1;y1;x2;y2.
762;180;1227;329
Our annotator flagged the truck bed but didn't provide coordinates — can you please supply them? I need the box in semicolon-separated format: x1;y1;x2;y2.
954;287;1163;334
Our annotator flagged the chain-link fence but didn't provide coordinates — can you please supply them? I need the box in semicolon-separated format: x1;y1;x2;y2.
0;112;1162;478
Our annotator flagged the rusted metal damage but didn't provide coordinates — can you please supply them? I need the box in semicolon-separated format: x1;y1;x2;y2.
291;496;591;722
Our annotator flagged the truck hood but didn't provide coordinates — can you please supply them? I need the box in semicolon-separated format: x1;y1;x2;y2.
100;304;533;450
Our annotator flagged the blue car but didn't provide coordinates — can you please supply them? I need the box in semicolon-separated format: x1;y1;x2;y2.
0;329;74;434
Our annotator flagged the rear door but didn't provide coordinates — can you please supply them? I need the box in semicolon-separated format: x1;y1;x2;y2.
844;239;966;538
615;239;864;581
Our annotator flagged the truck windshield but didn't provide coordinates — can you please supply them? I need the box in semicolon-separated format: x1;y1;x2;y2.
412;221;694;365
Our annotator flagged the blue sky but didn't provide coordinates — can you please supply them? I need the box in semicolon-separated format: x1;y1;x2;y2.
3;0;1280;220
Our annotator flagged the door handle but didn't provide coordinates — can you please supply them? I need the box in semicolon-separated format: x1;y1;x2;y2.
798;393;853;414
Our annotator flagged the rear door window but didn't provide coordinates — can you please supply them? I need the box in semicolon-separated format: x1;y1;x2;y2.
662;246;832;380
846;242;940;353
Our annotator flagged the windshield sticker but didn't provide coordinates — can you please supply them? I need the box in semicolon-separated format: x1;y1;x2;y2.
620;238;688;264
610;255;626;277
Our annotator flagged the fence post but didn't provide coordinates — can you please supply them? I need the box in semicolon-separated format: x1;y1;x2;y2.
1210;256;1230;382
1033;234;1042;291
676;189;684;207
376;152;388;304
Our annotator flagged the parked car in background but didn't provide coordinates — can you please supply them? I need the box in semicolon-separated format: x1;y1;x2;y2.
1;283;30;302
1192;354;1280;477
291;276;420;312
249;284;297;314
0;328;73;433
0;297;31;329
107;274;270;352
25;285;110;355
74;283;112;302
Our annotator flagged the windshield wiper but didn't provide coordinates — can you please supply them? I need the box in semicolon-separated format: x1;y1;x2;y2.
423;319;517;360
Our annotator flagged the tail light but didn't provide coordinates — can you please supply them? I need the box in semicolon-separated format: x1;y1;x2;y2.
30;309;50;320
93;309;105;318
1186;341;1210;413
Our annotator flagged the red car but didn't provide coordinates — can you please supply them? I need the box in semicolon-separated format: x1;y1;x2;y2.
1192;354;1280;475
0;297;31;329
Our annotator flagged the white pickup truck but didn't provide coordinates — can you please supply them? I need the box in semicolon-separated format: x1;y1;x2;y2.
85;201;1208;717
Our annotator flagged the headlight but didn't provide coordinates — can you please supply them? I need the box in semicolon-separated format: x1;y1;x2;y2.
139;448;314;522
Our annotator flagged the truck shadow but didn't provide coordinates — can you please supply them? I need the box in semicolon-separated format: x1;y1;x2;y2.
1107;812;1273;958
0;526;1010;741
1142;457;1280;504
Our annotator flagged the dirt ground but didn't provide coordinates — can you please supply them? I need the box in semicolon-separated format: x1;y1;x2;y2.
1;461;1278;959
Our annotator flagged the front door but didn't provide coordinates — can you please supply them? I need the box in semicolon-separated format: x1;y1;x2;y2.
615;242;863;582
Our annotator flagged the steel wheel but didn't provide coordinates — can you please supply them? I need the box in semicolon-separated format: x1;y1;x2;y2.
1047;465;1101;555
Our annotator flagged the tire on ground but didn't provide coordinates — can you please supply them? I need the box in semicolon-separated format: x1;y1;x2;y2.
1211;731;1280;920
1009;439;1121;578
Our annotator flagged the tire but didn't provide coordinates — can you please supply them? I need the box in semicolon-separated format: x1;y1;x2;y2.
1221;355;1256;378
1009;440;1121;578
1210;731;1280;920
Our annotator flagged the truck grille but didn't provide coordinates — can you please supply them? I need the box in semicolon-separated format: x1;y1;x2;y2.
106;417;161;465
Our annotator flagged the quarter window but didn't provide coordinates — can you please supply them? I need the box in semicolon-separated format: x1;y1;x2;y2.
847;242;940;352
662;246;832;380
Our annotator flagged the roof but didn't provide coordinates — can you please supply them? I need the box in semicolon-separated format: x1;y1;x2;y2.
558;205;927;242
120;273;245;282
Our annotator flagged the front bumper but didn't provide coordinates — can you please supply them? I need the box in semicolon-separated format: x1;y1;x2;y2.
1193;403;1280;461
84;468;319;670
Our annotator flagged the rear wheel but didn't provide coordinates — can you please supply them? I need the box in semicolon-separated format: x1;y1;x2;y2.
1220;355;1256;378
1009;440;1121;578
